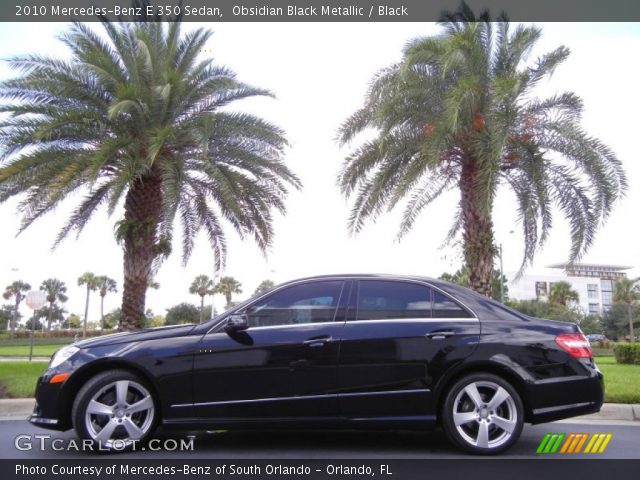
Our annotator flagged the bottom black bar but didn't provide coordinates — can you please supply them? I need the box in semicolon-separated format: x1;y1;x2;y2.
3;459;640;480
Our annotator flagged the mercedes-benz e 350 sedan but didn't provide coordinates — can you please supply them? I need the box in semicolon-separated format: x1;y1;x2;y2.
30;274;603;454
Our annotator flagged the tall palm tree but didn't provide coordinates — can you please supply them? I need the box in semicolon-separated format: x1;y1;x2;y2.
78;272;99;337
254;279;275;295
39;278;68;330
549;281;579;307
0;20;300;331
614;278;640;342
215;276;242;309
96;276;117;329
337;3;626;296
2;280;30;333
189;275;215;323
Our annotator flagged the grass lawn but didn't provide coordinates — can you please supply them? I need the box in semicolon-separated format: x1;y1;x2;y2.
0;362;47;398
0;356;638;403
0;344;60;357
596;356;640;403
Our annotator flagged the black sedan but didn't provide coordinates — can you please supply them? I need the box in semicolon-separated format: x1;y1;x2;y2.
30;274;603;454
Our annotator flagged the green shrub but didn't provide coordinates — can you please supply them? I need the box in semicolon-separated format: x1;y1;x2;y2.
612;343;640;364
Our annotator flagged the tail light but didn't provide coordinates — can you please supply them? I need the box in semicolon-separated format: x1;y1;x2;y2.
555;333;592;358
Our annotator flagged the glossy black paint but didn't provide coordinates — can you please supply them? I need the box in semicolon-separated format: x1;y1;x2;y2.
29;274;603;433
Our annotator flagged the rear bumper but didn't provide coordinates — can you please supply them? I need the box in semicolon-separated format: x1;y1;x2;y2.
526;374;604;424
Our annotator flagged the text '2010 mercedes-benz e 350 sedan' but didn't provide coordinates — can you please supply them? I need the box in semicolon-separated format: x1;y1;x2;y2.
30;274;604;454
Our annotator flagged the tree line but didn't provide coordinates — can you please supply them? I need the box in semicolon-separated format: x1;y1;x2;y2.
1;274;275;333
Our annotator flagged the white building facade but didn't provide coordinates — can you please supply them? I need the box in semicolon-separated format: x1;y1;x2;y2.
508;264;630;316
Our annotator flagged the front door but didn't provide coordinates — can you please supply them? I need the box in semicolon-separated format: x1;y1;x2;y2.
189;279;347;420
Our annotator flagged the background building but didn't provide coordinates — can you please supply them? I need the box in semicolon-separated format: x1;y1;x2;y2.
508;263;631;315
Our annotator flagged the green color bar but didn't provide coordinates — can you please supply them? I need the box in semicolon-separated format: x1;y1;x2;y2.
543;434;558;453
550;433;566;453
537;433;552;453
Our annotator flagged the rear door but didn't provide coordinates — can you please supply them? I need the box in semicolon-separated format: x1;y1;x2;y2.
337;279;480;418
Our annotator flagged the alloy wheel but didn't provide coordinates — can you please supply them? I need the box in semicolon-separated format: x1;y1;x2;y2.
452;380;518;449
84;379;155;448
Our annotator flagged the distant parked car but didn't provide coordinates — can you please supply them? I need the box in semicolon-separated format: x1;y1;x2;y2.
586;334;608;343
30;274;603;454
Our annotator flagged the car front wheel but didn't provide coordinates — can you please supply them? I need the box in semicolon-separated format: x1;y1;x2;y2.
72;369;157;452
441;373;524;454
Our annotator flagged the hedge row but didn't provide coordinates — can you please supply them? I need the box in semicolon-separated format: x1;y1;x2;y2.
612;343;640;364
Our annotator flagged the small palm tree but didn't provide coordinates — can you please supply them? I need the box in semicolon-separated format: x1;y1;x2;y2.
549;281;579;307
78;272;99;337
215;276;242;309
614;278;640;342
337;3;626;296
36;304;67;330
254;279;275;295
189;275;215;323
96;276;117;330
39;278;68;330
0;19;300;331
2;280;31;333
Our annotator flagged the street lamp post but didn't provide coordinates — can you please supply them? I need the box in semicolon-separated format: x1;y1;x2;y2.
25;290;46;362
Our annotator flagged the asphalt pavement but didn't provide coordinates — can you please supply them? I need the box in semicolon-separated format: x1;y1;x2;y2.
0;419;638;459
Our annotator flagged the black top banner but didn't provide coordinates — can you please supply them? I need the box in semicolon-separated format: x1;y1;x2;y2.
4;0;640;22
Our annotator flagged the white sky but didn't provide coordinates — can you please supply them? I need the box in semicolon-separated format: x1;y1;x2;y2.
1;22;639;322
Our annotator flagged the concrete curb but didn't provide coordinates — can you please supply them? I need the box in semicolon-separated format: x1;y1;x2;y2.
0;399;638;423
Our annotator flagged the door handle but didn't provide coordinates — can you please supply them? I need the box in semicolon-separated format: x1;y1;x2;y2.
303;336;333;347
425;331;455;340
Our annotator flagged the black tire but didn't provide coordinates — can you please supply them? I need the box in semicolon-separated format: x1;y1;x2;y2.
441;373;524;455
72;369;158;453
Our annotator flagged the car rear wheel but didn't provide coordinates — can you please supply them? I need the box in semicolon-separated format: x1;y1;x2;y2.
72;370;157;452
442;373;523;454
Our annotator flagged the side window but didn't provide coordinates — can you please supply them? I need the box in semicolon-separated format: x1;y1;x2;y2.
356;281;432;320
433;291;471;318
245;281;344;328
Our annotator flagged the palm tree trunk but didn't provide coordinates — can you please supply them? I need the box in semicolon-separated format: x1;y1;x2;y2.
628;303;635;343
83;286;90;338
460;159;494;297
200;296;204;324
12;299;19;334
225;292;231;309
100;295;105;330
120;169;163;332
47;301;54;331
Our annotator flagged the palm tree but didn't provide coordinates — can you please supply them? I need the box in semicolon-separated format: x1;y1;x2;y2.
96;276;117;330
2;280;30;333
78;272;99;337
0;20;300;331
36;304;67;330
549;281;579;307
614;278;640;342
254;279;275;295
39;278;68;330
189;275;215;323
337;3;626;296
215;276;242;309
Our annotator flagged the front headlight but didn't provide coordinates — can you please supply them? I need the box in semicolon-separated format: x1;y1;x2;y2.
49;345;80;369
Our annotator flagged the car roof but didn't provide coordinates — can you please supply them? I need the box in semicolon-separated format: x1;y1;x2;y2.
279;273;528;322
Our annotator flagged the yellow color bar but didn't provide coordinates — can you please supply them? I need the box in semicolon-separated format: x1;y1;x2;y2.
598;434;613;453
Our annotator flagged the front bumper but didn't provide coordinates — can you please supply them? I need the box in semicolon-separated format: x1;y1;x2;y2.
28;375;71;431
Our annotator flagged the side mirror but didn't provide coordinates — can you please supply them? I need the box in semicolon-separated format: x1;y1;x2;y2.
225;314;248;332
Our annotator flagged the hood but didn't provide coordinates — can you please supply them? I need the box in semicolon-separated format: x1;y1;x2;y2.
74;324;198;348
